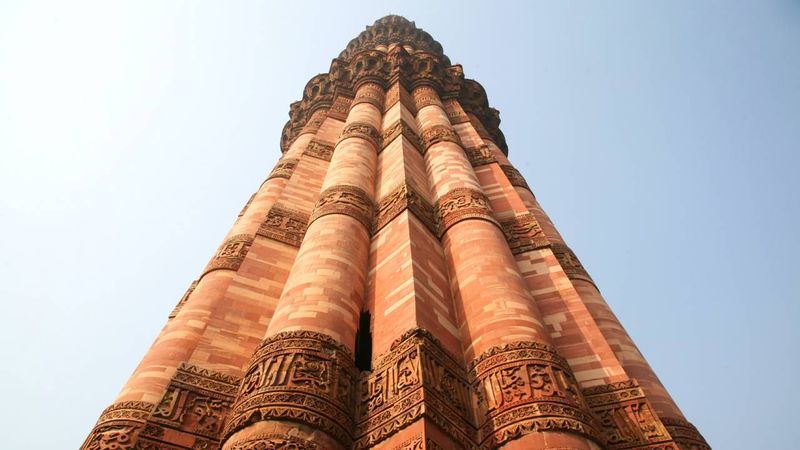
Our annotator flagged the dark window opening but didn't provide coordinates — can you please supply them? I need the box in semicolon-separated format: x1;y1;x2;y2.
354;310;372;371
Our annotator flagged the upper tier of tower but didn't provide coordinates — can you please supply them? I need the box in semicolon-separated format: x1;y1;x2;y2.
339;15;451;66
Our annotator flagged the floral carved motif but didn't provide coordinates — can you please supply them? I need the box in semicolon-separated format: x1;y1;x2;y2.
304;139;336;162
550;242;596;287
421;125;462;153
501;214;550;255
381;120;422;154
374;183;436;235
434;188;498;237
224;331;358;448
267;158;299;181
340;122;382;149
203;234;254;276
500;165;531;191
257;204;310;248
469;341;603;449
227;433;318;450
582;380;675;449
352;82;385;111
355;328;475;450
81;401;155;450
463;145;496;167
169;280;199;319
660;417;711;450
310;185;375;231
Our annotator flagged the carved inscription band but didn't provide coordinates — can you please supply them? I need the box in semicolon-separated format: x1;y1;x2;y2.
267;158;298;181
550;242;596;287
81;401;155;450
660;417;711;450
351;82;385;111
257;203;309;248
381;119;422;154
469;341;604;448
421;124;462;152
310;185;375;231
434;187;498;237
374;182;436;235
464;144;496;167
304;138;336;162
227;433;318;450
501;164;531;191
413;85;442;110
340;121;382;149
202;234;254;277
501;214;550;255
224;330;358;447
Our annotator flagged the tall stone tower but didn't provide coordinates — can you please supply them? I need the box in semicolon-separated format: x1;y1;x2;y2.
83;15;708;450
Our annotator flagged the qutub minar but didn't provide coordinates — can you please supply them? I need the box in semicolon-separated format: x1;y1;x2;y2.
83;15;709;450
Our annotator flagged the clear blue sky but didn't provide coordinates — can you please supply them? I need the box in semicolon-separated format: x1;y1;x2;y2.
1;1;797;448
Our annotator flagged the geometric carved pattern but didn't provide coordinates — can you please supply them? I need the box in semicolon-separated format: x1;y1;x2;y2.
660;417;711;450
328;95;353;121
81;401;155;450
352;82;385;111
550;242;596;287
203;234;254;276
469;341;603;449
421;124;462;153
501;214;550;255
582;380;674;449
267;158;298;181
304;139;336;162
224;331;358;448
463;144;496;167
310;185;375;231
434;187;498;237
226;433;318;450
412;85;442;110
257;204;309;248
340;122;382;149
169;280;199;319
355;328;474;449
381;120;423;154
500;164;531;191
374;182;435;235
141;363;242;449
443;98;470;125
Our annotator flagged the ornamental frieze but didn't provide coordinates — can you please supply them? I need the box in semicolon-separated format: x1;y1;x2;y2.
355;328;475;449
352;82;385;111
501;214;550;255
328;95;353;121
168;280;198;319
463;144;496;167
434;187;498;237
374;182;436;235
500;164;531;191
582;380;674;449
381;120;423;154
81;401;155;450
226;433;318;450
340;121;382;149
660;417;711;450
443;98;471;125
224;331;358;448
550;242;596;287
257;204;310;248
310;185;375;231
421;124;463;152
267;158;298;181
469;341;603;448
148;363;242;446
203;234;254;276
412;85;442;110
304;139;336;162
301;108;328;135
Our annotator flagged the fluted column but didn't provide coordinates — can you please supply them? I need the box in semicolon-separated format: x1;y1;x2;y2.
221;82;384;450
413;85;602;450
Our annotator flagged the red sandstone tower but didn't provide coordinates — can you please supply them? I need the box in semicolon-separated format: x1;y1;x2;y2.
83;16;709;450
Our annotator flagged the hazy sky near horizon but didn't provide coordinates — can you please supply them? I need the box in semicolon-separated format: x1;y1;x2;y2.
1;1;798;448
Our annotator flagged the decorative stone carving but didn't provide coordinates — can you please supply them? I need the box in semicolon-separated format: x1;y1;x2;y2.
310;185;375;231
352;82;385;111
340;122;382;149
301;109;328;134
169;280;199;319
355;328;474;449
81;401;155;450
340;16;450;66
257;204;309;248
500;165;531;191
501;214;550;255
463;145;496;167
660;417;711;450
227;433;318;450
381;120;422;154
421;125;462;153
224;331;358;448
412;85;442;110
304;139;335;162
267;158;298;181
328;95;353;121
582;380;674;449
374;183;436;235
203;234;254;276
550;242;596;287
384;84;401;112
469;341;603;449
433;188;498;237
443;98;470;124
